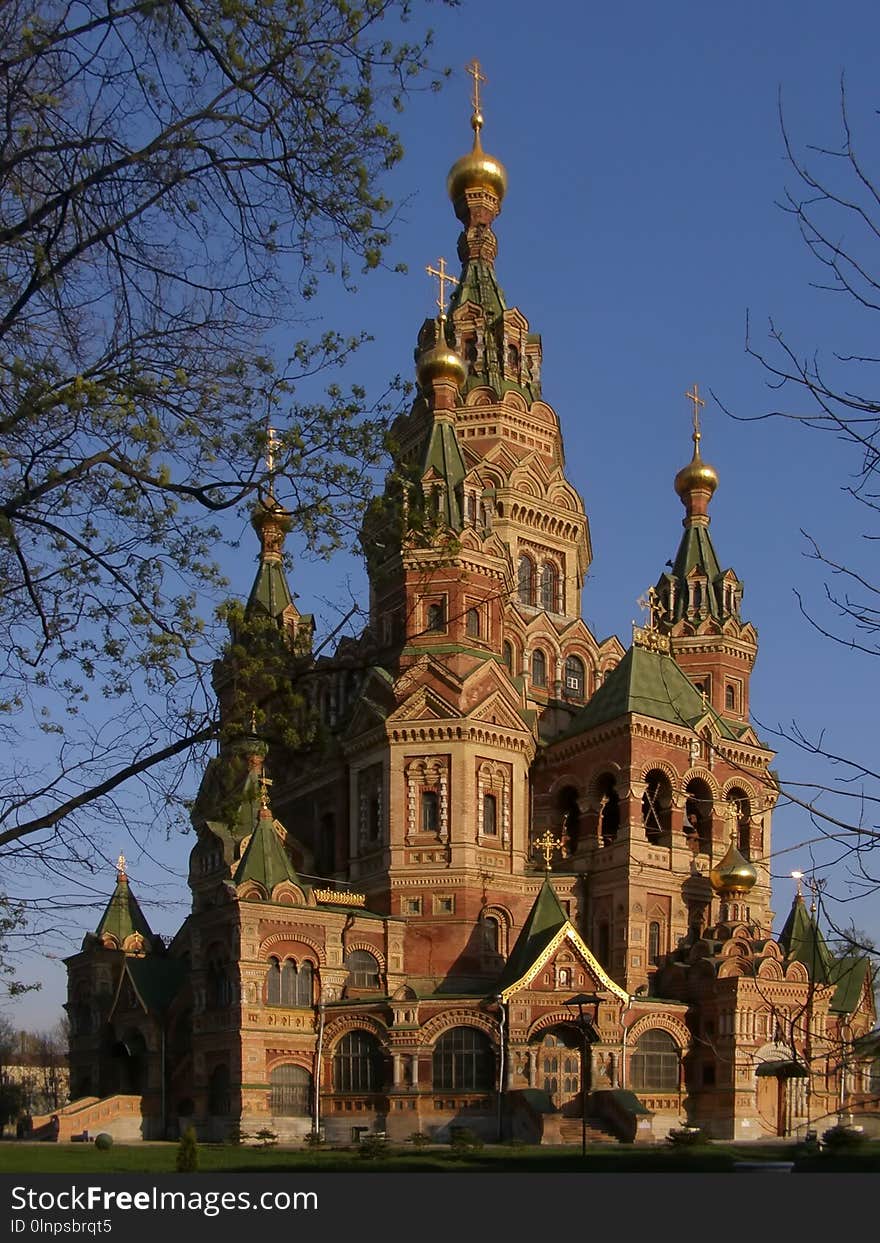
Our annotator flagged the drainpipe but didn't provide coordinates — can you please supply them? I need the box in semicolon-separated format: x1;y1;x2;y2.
313;999;326;1137
495;995;507;1141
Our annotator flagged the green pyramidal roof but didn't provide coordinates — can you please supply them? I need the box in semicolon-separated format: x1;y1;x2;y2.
777;895;834;983
495;876;569;996
421;416;467;530
246;556;295;621
658;522;740;624
450;257;507;322
124;956;186;1013
95;877;156;949
235;810;302;893
563;643;738;740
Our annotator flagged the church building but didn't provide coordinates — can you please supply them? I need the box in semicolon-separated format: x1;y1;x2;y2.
63;69;877;1146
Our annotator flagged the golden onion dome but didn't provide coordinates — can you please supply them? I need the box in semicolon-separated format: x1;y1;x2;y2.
447;113;508;204
709;839;758;894
251;495;293;537
674;441;719;499
416;338;466;392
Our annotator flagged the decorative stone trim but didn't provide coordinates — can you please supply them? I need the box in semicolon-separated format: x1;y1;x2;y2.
626;1014;690;1048
418;1009;499;1045
257;932;326;966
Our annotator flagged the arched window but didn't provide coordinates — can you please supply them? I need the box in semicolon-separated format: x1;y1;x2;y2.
517;555;534;606
464;337;478;367
559;785;580;853
421;789;439;833
433;1027;495;1091
466;607;480;638
333;1031;383;1092
295;960;313;1006
507;342;519;372
596;774;620;843
480;915;501;955
531;648;547;688
648;921;661;965
280;959;297;1005
502;641;513;672
270;1064;312;1116
564;654;585;698
685;779;713;853
540;563;558;612
726;788;752;858
725;684;736;711
265;959;279;1009
345;950;380;989
642;770;672;846
482;792;498;837
630;1029;679;1092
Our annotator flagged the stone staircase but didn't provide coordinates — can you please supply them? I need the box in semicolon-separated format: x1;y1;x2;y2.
558;1116;621;1145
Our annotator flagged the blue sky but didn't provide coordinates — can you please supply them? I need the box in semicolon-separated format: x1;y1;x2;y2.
12;0;880;1028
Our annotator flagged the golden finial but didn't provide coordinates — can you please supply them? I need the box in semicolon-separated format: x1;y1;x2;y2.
675;382;718;511
116;852;127;880
258;773;273;811
533;828;565;872
632;585;670;653
791;870;804;899
465;58;487;132
425;257;459;321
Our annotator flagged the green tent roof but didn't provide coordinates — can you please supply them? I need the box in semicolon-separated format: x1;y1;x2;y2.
421;415;467;530
777;895;835;983
562;643;738;740
235;810;302;893
125;956;187;1013
495;877;569;995
246;556;295;621
95;877;157;948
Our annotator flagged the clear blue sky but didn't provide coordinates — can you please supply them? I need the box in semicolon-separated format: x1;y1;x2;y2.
12;0;880;1029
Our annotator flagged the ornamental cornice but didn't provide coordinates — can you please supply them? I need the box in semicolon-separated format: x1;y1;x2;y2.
670;637;757;663
387;724;535;755
322;1012;389;1047
626;1013;691;1048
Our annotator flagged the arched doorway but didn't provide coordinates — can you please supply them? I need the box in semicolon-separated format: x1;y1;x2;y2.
113;1028;147;1094
534;1027;584;1115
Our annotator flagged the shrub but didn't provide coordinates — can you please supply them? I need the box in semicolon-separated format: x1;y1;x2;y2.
93;1133;113;1151
224;1124;252;1146
449;1126;483;1154
408;1131;430;1148
254;1128;278;1149
666;1126;703;1147
821;1123;866;1152
303;1130;325;1149
357;1133;388;1160
176;1126;199;1173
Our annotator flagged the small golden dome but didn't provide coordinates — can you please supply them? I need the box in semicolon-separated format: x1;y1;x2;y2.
447;115;508;204
674;441;719;499
709;839;758;894
416;339;466;391
251;495;293;537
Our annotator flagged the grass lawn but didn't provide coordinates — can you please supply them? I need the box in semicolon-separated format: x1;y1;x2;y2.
3;1140;879;1174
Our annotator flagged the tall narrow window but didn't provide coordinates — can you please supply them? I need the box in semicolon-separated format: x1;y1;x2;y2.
502;641;513;672
540;563;558;612
483;792;498;837
648;921;661;965
266;958;281;1006
517;555;534;606
280;959;297;1005
531;649;547;688
466;608;480;638
725;684;736;711
421;789;439;833
426;601;445;632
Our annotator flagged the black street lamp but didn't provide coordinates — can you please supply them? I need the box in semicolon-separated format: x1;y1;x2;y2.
563;993;601;1157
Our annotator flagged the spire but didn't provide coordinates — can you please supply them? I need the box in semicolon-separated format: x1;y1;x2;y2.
246;424;298;624
234;797;302;893
92;855;159;954
657;384;743;628
777;889;834;983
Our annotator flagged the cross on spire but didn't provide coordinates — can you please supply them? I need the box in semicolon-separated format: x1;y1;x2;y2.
465;58;487;116
637;584;666;631
685;382;705;442
426;256;459;320
266;423;279;476
533;828;564;872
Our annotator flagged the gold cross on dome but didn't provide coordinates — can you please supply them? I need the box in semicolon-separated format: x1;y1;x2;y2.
533;828;564;871
265;424;279;476
465;58;487;114
685;382;705;439
426;256;459;319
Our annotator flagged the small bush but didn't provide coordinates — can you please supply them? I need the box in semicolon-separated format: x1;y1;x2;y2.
176;1126;199;1173
357;1133;388;1160
666;1126;703;1147
408;1131;430;1148
93;1133;113;1151
254;1128;278;1149
449;1126;483;1154
821;1124;866;1152
303;1130;325;1149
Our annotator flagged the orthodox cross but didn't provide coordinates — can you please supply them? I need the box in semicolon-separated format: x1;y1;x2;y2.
685;382;705;440
637;584;666;631
258;772;273;810
533;828;564;872
465;57;487;115
265;423;279;476
116;852;127;879
426;256;459;320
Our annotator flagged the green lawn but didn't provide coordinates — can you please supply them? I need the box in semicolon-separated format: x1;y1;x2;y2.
3;1140;878;1174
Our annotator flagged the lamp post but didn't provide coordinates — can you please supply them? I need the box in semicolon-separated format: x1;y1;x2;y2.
564;993;600;1158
